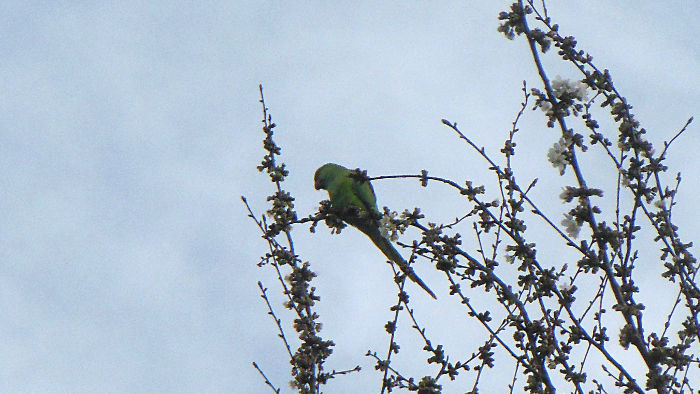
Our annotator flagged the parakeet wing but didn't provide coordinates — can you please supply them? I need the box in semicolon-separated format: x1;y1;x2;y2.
350;176;379;216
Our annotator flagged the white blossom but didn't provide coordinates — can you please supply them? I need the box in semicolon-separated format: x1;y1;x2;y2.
561;213;581;238
654;199;667;210
548;137;569;175
558;282;573;292
538;99;553;115
559;188;571;201
551;75;589;101
379;211;400;241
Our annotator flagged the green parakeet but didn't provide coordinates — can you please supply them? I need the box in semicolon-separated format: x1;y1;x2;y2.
314;163;436;299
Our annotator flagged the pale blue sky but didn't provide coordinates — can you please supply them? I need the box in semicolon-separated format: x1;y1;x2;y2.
1;1;697;392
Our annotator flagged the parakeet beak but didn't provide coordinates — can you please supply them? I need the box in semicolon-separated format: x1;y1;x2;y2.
314;178;324;190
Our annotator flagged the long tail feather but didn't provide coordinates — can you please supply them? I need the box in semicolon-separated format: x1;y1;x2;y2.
355;222;437;299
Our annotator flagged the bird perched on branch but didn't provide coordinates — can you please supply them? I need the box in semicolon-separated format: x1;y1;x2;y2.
314;163;436;299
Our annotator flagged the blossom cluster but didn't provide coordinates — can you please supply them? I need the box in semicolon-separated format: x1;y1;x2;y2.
538;76;589;115
379;210;410;241
547;136;573;175
551;76;589;101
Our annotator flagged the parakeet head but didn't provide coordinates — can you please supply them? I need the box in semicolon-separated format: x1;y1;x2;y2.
314;163;344;190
